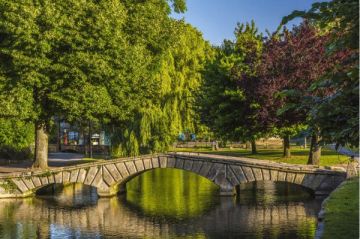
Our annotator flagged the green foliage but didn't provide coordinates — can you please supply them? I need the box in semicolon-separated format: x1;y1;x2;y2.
0;119;34;160
0;0;209;159
200;21;264;142
0;179;18;193
0;119;34;150
282;0;359;147
111;19;211;156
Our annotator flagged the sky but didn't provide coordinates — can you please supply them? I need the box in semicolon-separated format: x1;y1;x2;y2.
172;0;322;45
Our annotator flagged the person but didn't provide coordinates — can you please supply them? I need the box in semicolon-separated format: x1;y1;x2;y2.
212;140;218;151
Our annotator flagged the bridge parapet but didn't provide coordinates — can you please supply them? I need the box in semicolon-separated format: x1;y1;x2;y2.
0;153;346;198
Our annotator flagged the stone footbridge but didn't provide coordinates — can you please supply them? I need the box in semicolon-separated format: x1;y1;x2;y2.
0;152;346;198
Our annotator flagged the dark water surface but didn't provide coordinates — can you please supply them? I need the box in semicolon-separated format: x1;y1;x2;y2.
0;168;322;239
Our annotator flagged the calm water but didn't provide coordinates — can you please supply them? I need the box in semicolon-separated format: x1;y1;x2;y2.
0;168;323;239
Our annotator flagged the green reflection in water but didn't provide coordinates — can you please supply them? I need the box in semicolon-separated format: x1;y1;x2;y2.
125;168;219;219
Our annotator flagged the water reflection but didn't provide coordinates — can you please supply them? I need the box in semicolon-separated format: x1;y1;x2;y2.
0;169;322;239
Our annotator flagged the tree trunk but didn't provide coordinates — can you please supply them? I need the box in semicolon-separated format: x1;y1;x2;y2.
33;122;48;169
57;118;61;152
307;133;321;165
283;135;291;158
88;121;93;158
251;139;257;154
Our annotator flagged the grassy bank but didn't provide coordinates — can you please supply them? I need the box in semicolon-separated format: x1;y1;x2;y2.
322;177;359;239
171;146;350;166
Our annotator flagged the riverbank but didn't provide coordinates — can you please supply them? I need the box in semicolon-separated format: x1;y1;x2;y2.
172;146;350;166
321;177;359;239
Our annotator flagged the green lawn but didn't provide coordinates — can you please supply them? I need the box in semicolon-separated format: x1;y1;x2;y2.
171;146;350;166
322;177;359;239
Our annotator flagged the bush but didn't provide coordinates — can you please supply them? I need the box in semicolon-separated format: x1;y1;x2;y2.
0;145;33;160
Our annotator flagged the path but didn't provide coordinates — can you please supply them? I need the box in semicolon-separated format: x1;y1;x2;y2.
0;152;86;174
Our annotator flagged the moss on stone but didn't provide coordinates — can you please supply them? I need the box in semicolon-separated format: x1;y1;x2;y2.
0;179;19;193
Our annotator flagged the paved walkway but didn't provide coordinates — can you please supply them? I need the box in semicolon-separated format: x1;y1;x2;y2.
0;153;86;173
327;144;359;159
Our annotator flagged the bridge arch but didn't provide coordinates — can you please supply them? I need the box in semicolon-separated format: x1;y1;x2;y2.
0;153;346;198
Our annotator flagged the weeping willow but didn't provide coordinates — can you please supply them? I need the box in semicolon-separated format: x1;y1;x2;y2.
110;21;212;157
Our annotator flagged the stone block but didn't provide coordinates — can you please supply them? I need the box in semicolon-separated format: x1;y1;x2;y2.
226;165;240;186
242;166;255;182
54;172;63;184
309;174;327;190
208;163;224;181
277;171;286;182
70;169;79;183
175;158;185;169
142;158;152;169
77;169;87;183
252;168;263;181
151;157;160;168
167;157;176;168
191;161;203;173
11;178;28;193
198;162;213;178
48;174;55;184
84;167;99;185
125;161;137;174
116;163;130;177
301;174;315;188
293;173;305;185
40;175;49;185
315;175;337;192
230;165;247;183
213;165;229;187
159;156;168;168
32;177;42;188
102;167;115;186
105;164;122;182
183;160;193;171
91;169;103;187
22;178;35;190
346;161;359;178
63;171;71;183
285;172;296;183
270;170;279;181
134;159;145;171
262;169;271;181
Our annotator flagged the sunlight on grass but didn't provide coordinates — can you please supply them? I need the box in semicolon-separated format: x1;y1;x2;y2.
322;178;359;239
171;146;350;166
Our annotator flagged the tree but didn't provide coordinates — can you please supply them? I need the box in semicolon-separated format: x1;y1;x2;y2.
110;18;211;156
0;0;131;168
0;0;211;165
95;0;211;156
282;0;359;152
200;21;263;154
257;22;349;164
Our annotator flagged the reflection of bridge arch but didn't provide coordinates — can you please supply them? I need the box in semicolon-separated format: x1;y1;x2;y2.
0;193;321;238
0;152;346;198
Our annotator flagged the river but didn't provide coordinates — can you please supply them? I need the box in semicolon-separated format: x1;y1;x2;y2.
0;168;323;239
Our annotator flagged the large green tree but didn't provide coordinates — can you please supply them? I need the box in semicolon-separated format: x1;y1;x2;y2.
200;21;263;153
110;16;211;156
0;0;194;167
0;0;140;168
